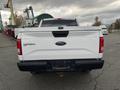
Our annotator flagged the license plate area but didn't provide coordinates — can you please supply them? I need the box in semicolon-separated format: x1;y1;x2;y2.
50;60;72;70
52;66;70;71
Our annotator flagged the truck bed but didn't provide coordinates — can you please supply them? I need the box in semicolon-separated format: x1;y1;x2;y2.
17;26;104;72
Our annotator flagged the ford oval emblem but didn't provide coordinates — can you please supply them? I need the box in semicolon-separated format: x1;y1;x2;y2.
56;41;66;46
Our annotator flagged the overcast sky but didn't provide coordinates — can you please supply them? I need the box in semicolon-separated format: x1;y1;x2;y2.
0;0;120;26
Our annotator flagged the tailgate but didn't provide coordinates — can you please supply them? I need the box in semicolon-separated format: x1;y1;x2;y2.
21;30;100;60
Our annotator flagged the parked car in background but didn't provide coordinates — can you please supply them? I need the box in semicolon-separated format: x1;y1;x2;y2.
100;25;108;35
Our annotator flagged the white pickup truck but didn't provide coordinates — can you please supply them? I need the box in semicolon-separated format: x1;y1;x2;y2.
14;27;38;38
17;18;104;73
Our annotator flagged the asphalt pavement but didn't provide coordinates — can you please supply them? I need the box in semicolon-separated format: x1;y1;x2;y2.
0;32;120;90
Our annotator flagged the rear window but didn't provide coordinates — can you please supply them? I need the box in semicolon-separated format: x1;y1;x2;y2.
41;19;78;27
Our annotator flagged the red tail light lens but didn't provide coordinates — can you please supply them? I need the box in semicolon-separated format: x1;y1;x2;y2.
99;37;104;53
17;39;22;55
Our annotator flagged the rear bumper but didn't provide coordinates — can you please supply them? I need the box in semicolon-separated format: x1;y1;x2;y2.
17;59;104;72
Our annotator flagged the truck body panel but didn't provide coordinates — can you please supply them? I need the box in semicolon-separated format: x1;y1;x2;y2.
19;30;101;61
17;19;104;72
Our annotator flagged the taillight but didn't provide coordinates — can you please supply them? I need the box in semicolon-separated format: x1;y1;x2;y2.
99;37;104;53
17;39;22;55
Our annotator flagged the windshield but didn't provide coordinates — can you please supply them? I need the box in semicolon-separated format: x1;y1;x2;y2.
41;19;78;27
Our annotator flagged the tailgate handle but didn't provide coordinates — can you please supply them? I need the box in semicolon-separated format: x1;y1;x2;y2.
56;41;66;46
52;31;69;37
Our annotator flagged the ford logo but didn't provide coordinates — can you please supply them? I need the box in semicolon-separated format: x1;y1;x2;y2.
56;41;66;46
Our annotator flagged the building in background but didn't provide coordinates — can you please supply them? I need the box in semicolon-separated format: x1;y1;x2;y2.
0;12;3;32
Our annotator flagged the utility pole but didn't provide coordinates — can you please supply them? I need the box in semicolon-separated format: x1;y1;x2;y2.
5;0;16;25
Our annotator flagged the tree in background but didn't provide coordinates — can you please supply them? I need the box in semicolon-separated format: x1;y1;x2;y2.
92;16;102;26
114;19;120;29
110;19;120;30
14;12;24;27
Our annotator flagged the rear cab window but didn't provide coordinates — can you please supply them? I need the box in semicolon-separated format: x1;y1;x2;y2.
41;19;78;27
102;28;107;29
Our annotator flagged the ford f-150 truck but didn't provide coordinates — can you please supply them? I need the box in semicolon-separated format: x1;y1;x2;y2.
17;18;104;73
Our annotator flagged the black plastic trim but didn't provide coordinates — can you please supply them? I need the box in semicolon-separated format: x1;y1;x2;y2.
52;31;69;37
17;59;104;72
